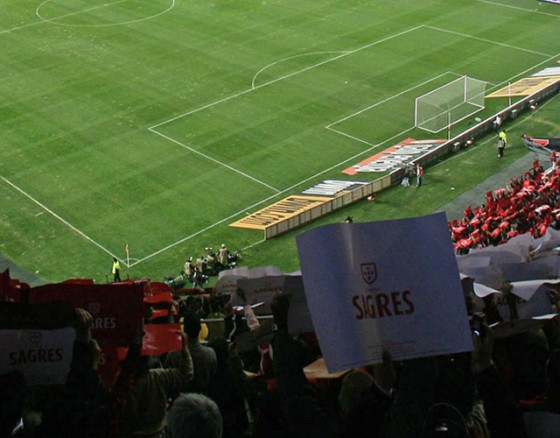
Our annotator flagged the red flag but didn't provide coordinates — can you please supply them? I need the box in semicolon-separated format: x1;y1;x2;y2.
28;282;144;344
142;323;182;355
150;309;169;319
144;282;172;303
144;292;173;304
97;344;130;386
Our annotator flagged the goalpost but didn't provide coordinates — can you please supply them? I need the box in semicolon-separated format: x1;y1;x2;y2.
414;75;487;134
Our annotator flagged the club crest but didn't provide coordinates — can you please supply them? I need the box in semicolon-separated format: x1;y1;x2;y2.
88;302;101;315
360;263;378;285
28;331;42;345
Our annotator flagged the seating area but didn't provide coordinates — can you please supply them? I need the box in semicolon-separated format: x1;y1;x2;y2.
450;159;560;253
3;161;560;437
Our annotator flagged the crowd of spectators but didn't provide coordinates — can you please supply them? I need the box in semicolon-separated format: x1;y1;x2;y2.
3;278;560;438
3;162;560;437
450;158;560;253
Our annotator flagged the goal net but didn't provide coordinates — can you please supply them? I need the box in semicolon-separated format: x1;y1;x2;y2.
415;76;487;133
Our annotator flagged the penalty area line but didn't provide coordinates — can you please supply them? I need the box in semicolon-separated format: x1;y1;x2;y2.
149;25;424;130
148;127;281;193
327;71;459;129
134;124;418;267
476;0;560;19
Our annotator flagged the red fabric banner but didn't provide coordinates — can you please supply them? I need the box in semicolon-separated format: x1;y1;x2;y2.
142;323;182;356
144;291;173;304
97;343;129;386
95;325;182;385
28;282;144;344
62;278;95;285
150;309;169;319
144;282;172;299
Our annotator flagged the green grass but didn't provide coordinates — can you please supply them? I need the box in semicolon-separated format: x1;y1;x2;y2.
1;0;560;283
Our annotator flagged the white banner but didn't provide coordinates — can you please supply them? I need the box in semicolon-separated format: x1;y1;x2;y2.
234;276;286;315
500;280;558;320
297;212;472;372
0;328;75;386
215;266;283;296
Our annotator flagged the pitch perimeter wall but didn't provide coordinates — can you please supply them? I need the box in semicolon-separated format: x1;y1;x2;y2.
231;79;560;239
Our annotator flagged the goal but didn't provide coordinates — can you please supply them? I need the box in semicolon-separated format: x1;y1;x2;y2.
415;76;487;133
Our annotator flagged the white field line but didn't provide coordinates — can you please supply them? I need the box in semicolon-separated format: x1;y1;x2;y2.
138;23;560;265
494;51;560;87
149;90;253;130
4;16;557;265
241;88;560;257
326;71;470;154
0;19;44;35
35;0;129;22
36;0;175;28
327;71;459;129
241;96;560;257
327;125;415;150
476;0;560;19
326;42;560;164
2;24;423;265
148;128;281;193
138;26;428;264
327;24;556;145
129;193;282;266
423;92;559;173
0;0;172;35
329;24;553;130
251;51;346;90
424;25;553;58
0;1;109;36
130;127;413;266
149;25;423;130
0;175;123;261
325;127;377;148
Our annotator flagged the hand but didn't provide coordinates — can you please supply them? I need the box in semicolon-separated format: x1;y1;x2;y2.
372;350;396;394
472;323;494;374
501;282;519;321
91;340;102;370
73;308;93;343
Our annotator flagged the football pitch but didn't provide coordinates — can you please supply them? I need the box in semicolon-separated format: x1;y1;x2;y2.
2;0;560;283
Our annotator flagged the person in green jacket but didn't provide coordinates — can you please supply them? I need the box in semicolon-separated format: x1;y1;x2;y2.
112;258;121;282
498;130;508;158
